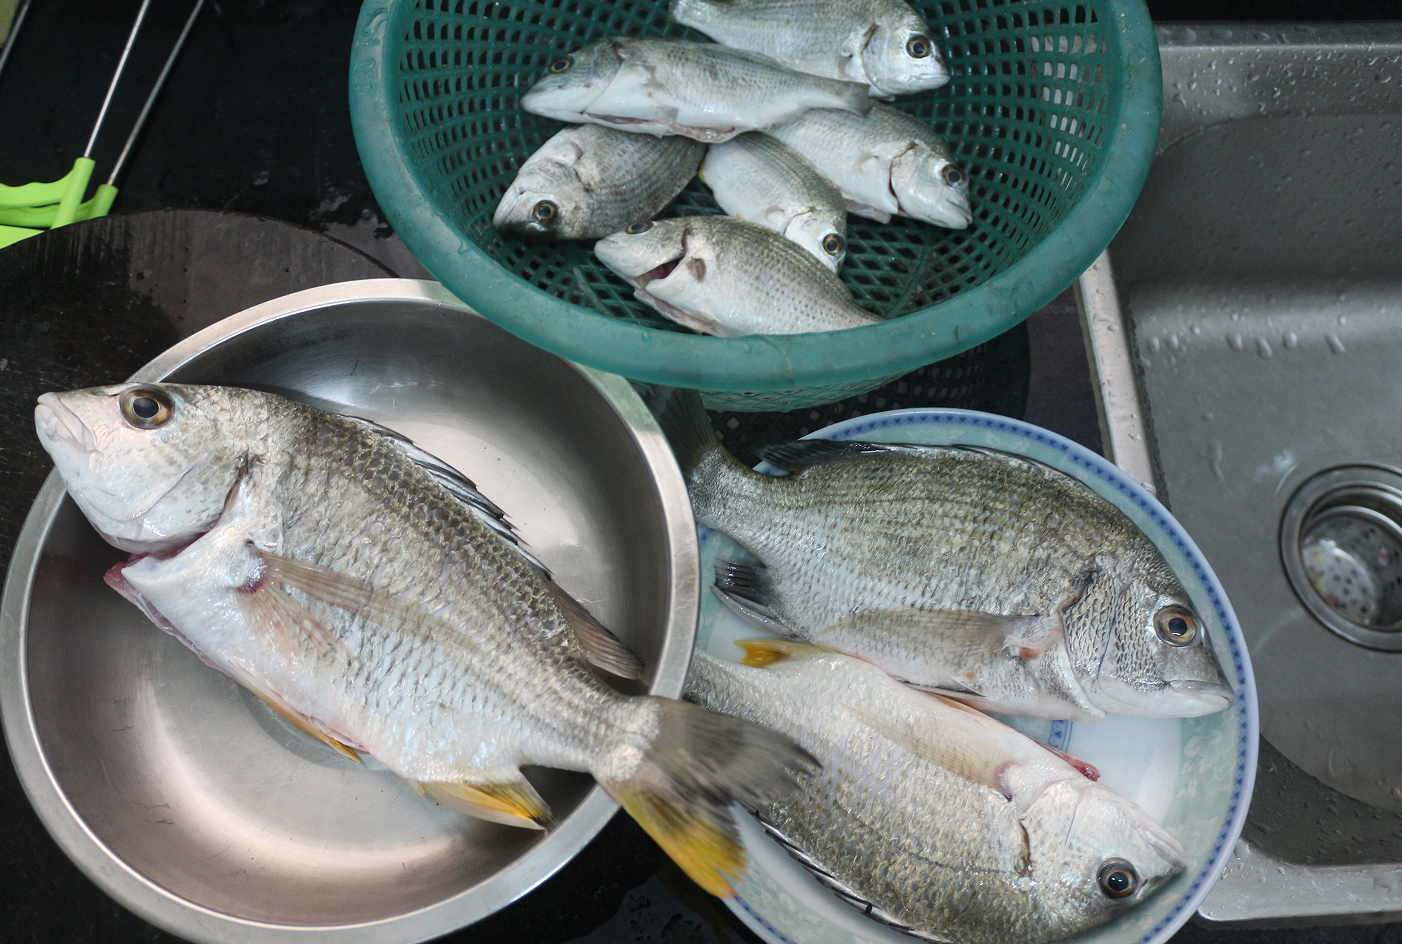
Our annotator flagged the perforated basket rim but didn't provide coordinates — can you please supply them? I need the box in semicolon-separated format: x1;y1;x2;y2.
349;0;1161;394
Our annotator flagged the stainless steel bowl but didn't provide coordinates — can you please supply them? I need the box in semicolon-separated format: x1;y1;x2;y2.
0;279;700;943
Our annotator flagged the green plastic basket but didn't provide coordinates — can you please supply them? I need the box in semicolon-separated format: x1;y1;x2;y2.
350;0;1160;410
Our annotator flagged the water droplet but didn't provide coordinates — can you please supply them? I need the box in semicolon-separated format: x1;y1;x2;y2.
1148;337;1161;353
1284;331;1298;349
1328;334;1347;354
1257;337;1273;359
1229;334;1244;351
1168;335;1182;351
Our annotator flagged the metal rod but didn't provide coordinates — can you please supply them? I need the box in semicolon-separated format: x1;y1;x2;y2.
0;0;34;84
84;0;156;158
107;0;205;185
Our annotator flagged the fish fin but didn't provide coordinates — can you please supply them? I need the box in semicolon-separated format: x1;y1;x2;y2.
752;440;927;474
844;199;891;223
259;552;479;654
342;415;550;569
843;700;1013;798
220;660;362;762
550;585;644;679
1040;743;1100;782
711;584;797;636
735;637;834;668
417;777;553;830
755;811;956;943
603;697;817;898
235;577;357;664
644;386;730;478
821;607;1060;660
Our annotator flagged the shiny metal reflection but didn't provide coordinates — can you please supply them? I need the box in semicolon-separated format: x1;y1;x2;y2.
0;280;699;943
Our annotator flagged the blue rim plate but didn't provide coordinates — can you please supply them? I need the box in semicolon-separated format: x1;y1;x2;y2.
695;408;1258;944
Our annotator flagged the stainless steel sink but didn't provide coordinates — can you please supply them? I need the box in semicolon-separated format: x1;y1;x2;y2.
1075;24;1402;925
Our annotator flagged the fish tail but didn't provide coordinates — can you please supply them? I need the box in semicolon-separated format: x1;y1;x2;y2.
647;385;721;476
601;696;817;898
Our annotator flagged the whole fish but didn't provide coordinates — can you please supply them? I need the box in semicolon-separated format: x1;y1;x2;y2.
35;382;816;898
658;389;1234;720
686;643;1187;944
593;216;882;336
769;104;971;228
521;38;873;144
494;125;705;239
670;0;949;98
700;133;848;271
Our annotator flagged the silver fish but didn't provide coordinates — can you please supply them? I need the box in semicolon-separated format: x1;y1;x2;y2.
686;643;1187;944
670;0;949;97
35;382;816;898
521;38;872;144
593;216;881;336
494;125;705;240
769;103;971;227
700;133;848;271
657;390;1234;720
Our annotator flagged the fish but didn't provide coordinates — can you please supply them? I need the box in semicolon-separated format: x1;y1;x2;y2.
593;216;882;336
769;103;971;227
34;382;817;898
655;388;1235;720
493;125;705;240
520;37;873;144
686;642;1188;944
699;132;848;271
669;0;949;98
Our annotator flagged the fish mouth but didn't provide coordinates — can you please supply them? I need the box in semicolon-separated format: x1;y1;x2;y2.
35;394;96;455
1163;678;1236;715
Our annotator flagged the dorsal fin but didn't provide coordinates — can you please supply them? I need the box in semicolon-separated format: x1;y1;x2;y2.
753;440;938;474
341;414;643;679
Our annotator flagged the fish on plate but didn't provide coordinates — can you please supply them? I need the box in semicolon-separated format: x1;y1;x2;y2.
593;215;882;336
669;0;949;98
687;641;1188;944
34;382;816;897
770;103;971;228
494;125;705;240
657;389;1234;720
699;132;848;271
521;37;873;144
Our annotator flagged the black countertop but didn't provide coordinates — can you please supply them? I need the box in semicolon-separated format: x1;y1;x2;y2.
1;1;1399;942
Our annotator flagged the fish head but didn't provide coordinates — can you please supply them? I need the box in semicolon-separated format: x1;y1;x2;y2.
890;148;972;229
1027;781;1188;930
520;41;623;121
593;217;690;284
862;16;951;95
1070;557;1235;718
35;383;249;554
493;144;593;238
782;212;846;272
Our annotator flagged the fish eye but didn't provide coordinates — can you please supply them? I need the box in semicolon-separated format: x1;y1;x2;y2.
906;34;932;58
119;385;175;430
940;164;966;187
547;56;573;74
625;220;654;235
1154;605;1199;646
533;200;560;227
1097;859;1139;899
822;233;845;256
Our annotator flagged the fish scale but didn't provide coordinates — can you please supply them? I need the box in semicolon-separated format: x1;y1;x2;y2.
35;383;817;898
655;388;1234;720
685;647;1187;944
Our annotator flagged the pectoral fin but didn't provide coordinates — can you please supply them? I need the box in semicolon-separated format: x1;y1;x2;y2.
819;607;1062;661
220;660;362;762
843;701;1014;798
414;776;554;830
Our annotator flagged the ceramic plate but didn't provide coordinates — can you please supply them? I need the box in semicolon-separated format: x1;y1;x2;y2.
695;408;1258;944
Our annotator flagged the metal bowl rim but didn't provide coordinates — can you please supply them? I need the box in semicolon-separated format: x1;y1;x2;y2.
0;278;700;943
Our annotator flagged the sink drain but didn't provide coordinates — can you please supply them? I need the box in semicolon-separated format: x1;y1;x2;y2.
1281;466;1402;651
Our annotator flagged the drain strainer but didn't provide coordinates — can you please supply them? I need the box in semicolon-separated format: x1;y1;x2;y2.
1281;465;1402;651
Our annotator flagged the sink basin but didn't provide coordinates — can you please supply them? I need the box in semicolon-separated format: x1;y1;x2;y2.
1075;24;1402;925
